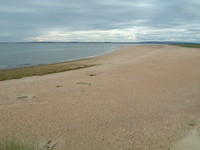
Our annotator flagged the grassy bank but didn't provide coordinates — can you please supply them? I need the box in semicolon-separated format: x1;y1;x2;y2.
0;59;99;81
0;137;36;150
172;44;200;48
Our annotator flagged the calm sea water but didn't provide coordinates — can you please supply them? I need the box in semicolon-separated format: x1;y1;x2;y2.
0;42;133;70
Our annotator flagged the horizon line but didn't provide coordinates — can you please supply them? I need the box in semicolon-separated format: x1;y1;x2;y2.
0;41;200;44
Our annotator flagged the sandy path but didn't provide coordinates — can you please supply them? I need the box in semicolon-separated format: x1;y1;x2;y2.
0;45;200;150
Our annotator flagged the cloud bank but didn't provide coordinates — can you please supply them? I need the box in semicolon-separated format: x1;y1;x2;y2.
0;0;200;42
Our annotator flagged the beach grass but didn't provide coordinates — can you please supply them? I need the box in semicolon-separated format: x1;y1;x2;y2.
0;137;36;150
0;60;99;81
172;44;200;48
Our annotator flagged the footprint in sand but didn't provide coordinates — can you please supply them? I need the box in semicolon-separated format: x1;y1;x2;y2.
16;94;36;100
87;71;101;77
76;82;91;85
56;85;62;88
88;73;97;76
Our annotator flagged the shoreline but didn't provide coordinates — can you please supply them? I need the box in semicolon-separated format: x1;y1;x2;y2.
0;45;126;81
0;47;116;71
1;43;198;73
0;45;200;150
0;42;131;71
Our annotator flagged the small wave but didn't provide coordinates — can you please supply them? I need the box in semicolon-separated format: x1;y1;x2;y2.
20;63;31;66
0;64;32;70
0;65;9;68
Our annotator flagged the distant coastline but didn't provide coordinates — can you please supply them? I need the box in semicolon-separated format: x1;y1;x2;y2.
1;41;200;44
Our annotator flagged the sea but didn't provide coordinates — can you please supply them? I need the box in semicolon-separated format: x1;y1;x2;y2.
0;42;134;70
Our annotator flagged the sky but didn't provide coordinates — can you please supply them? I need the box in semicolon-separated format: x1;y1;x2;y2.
0;0;200;42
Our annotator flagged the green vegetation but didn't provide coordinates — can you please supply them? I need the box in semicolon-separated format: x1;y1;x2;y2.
0;60;99;81
172;44;200;48
0;137;36;150
188;120;196;127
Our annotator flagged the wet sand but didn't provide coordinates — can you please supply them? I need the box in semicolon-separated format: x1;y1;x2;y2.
0;45;200;150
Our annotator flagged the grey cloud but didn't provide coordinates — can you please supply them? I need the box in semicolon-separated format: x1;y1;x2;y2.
0;0;200;42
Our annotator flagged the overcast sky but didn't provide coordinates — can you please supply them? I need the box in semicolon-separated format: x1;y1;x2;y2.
0;0;200;42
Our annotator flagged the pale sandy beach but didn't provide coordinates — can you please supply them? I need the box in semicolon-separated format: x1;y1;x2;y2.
0;45;200;150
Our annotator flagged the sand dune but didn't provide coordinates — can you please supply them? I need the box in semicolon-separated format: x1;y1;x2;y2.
0;45;200;150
